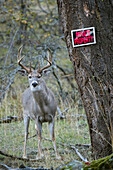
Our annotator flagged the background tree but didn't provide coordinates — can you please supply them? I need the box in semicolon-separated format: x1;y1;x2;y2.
57;0;113;159
0;0;75;102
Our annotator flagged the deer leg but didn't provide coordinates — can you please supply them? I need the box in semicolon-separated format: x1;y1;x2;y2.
23;116;30;158
35;117;43;159
49;118;61;159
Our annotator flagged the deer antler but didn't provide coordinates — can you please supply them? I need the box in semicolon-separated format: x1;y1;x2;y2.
38;48;53;73
17;45;32;73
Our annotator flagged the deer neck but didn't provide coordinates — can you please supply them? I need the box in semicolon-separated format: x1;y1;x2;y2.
32;84;49;105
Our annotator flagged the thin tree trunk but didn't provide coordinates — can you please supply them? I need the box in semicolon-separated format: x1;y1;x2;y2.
57;0;113;159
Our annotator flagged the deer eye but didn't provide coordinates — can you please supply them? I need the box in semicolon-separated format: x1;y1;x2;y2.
28;75;32;79
37;74;41;78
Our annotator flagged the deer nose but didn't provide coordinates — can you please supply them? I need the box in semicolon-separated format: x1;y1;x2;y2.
32;81;38;87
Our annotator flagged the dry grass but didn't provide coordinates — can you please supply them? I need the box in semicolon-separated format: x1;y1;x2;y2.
0;73;91;169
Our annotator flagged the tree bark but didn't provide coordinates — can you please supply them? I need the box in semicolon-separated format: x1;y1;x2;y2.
57;0;113;159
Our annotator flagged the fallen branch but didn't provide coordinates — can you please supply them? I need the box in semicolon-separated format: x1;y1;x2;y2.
0;116;19;124
0;163;10;170
26;135;90;147
71;146;88;162
75;143;91;147
22;135;91;148
0;150;41;162
0;163;51;170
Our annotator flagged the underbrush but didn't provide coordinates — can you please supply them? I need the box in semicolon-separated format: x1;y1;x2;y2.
0;74;91;169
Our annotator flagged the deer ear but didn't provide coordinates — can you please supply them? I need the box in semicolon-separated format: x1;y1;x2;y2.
42;69;51;76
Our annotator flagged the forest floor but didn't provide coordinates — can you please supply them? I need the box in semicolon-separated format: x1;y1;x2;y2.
0;102;91;169
0;45;91;169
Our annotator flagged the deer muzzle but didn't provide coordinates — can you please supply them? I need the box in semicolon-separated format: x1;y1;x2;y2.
32;81;38;87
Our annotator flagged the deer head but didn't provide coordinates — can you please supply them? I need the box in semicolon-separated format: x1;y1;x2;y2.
17;46;53;92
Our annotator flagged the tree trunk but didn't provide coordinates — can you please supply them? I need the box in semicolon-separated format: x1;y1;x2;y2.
57;0;113;159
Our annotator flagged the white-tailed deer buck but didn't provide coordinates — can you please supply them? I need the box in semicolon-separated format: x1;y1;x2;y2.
17;46;60;159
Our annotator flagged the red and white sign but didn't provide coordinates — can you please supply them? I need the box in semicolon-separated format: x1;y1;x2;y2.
71;27;96;47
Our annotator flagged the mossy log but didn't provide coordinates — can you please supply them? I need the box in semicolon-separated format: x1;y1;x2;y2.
84;154;113;170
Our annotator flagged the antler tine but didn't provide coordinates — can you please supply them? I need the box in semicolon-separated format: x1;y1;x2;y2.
38;48;53;73
17;45;31;73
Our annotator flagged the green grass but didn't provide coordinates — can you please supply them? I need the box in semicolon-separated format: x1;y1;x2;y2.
0;98;91;169
0;119;91;169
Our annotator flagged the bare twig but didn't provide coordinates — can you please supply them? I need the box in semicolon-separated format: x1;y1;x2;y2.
56;64;75;89
56;106;68;119
52;67;63;98
4;29;18;67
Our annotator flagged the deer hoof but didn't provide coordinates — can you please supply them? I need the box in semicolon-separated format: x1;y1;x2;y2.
56;154;61;160
36;153;44;160
23;154;27;159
